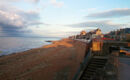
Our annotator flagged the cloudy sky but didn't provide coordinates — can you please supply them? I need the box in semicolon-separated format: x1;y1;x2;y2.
0;0;130;37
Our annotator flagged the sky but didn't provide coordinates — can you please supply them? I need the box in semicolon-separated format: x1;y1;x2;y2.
0;0;130;37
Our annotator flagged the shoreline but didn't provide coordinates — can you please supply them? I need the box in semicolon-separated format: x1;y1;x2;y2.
0;38;87;80
0;39;59;57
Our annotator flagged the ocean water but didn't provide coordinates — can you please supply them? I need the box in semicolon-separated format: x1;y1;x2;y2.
0;37;61;56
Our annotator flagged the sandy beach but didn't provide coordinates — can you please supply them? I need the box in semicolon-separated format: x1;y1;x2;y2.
0;38;87;80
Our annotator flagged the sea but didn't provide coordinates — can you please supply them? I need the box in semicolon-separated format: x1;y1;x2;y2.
0;37;61;56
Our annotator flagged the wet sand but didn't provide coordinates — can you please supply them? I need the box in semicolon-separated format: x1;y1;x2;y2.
0;38;87;80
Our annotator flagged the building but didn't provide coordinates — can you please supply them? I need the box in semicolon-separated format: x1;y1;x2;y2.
76;30;87;39
80;30;87;36
70;28;103;40
78;28;103;39
91;28;103;39
106;28;130;41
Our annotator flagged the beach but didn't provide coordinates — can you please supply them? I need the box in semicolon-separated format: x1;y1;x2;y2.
0;38;87;80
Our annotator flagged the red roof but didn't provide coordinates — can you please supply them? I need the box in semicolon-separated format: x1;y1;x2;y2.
102;37;114;40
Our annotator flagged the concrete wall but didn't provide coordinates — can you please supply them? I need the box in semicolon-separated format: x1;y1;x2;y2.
101;42;129;55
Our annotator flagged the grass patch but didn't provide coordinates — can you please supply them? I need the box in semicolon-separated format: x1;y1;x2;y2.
0;51;2;53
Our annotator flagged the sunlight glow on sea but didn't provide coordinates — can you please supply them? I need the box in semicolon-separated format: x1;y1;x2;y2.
0;37;61;56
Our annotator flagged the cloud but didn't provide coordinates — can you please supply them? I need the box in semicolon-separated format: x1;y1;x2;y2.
26;0;40;3
87;8;130;18
67;20;126;33
0;0;40;4
50;0;64;7
81;8;97;12
31;25;88;37
0;3;42;37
